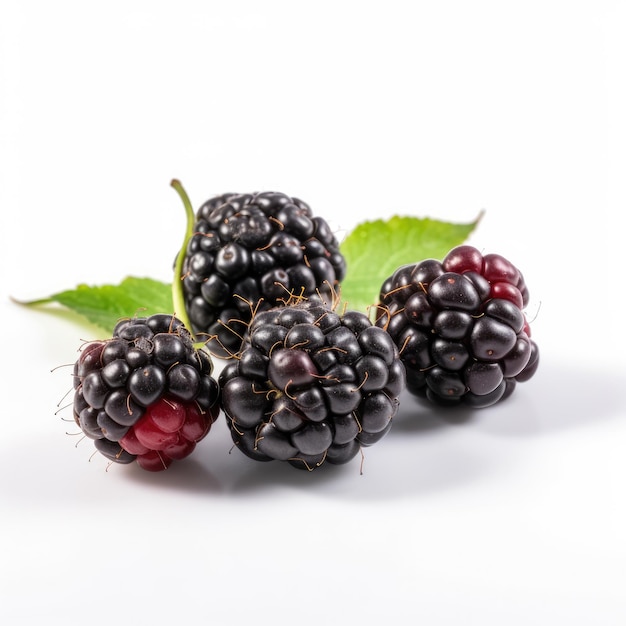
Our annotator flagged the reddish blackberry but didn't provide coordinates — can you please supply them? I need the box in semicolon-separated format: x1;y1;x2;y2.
72;314;220;471
218;297;406;471
375;245;539;408
176;189;346;358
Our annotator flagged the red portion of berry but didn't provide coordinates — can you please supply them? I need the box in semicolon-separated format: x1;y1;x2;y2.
119;396;213;472
442;244;484;274
490;281;524;309
135;450;173;472
482;253;521;284
133;415;180;450
163;438;196;461
118;428;150;455
149;397;186;433
180;403;211;442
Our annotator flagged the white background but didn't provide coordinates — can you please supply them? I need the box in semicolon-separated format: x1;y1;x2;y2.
1;1;625;624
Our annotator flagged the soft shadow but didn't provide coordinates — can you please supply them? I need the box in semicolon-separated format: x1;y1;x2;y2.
471;359;626;437
389;357;626;438
223;455;355;493
201;421;360;494
389;391;476;434
205;402;492;499
217;431;493;500
216;357;626;500
123;456;223;494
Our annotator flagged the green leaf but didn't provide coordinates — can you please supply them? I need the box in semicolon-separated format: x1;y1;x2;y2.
339;212;483;315
14;276;173;334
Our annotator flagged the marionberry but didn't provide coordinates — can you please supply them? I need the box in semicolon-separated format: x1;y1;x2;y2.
376;244;539;408
219;297;406;471
71;314;221;471
178;191;346;358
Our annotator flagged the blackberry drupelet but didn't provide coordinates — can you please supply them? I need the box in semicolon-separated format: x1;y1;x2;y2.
218;297;406;471
72;314;220;471
376;245;539;408
179;191;346;358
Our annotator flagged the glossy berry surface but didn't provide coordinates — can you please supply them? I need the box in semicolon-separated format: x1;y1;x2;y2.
72;314;220;471
218;297;406;471
179;192;346;358
376;245;539;408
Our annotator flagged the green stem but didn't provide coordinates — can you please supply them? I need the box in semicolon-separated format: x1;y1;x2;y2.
170;178;199;345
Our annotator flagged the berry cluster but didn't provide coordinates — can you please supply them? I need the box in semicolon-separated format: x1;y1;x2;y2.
180;191;346;358
72;314;220;471
63;179;541;475
218;297;406;470
376;245;539;407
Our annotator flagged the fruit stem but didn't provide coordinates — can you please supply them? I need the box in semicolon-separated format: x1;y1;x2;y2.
170;179;199;344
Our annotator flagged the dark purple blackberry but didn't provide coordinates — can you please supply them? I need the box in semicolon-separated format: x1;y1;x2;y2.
72;314;221;471
218;297;406;471
179;191;346;358
375;245;539;408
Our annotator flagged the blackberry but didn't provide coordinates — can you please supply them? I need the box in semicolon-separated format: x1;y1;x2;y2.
178;191;346;358
72;314;220;471
218;297;406;471
375;245;539;408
